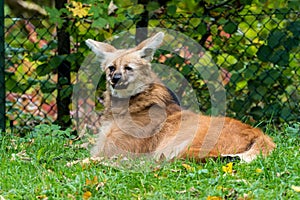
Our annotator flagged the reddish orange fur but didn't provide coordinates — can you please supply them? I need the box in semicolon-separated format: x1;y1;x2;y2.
86;32;276;162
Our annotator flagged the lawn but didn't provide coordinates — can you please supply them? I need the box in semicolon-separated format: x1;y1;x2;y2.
0;123;299;199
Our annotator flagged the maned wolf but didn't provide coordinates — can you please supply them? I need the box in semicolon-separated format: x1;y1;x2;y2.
85;32;275;162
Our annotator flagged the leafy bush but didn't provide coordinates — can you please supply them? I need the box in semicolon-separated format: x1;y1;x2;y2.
4;0;300;130
45;0;300;125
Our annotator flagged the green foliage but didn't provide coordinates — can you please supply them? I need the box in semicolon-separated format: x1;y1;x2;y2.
46;0;300;124
45;7;64;28
5;21;57;130
223;21;238;34
146;0;299;123
4;0;300;129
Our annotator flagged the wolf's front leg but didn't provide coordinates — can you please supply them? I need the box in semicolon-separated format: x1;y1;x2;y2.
91;121;114;157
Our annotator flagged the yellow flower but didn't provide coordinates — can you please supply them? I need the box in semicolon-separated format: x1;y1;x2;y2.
256;168;263;173
83;191;92;200
222;162;233;174
67;1;91;18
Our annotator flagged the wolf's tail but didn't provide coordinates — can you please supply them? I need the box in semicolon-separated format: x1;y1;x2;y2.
222;133;276;163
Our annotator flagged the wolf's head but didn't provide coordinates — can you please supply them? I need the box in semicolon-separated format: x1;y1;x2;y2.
86;32;164;98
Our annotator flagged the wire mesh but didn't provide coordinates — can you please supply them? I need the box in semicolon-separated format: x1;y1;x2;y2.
3;9;300;133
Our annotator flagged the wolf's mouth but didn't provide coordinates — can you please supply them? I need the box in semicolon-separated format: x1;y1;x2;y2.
111;81;129;89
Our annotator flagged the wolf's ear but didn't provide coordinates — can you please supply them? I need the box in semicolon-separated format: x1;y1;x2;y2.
85;39;116;61
136;32;164;61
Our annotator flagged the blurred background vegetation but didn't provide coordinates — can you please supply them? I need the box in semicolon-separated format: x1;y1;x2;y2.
2;0;300;134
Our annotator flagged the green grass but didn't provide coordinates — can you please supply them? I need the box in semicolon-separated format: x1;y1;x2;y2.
0;123;299;199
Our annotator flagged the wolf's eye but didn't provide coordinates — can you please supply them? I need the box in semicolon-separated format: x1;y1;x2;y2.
124;66;133;71
108;66;115;72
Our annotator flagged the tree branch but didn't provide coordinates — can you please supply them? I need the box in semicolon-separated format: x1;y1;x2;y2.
205;0;235;11
5;0;47;17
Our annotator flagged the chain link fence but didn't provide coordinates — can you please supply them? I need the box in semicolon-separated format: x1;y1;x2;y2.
2;9;300;133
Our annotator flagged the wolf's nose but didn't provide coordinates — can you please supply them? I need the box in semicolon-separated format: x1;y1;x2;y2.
111;73;122;84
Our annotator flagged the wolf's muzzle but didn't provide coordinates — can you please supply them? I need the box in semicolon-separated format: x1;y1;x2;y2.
110;73;128;89
111;73;122;85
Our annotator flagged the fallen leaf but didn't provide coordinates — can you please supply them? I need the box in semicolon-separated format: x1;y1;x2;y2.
66;157;105;167
11;150;31;161
67;194;76;200
182;163;195;172
82;158;92;165
95;182;106;190
189;187;196;192
66;159;81;167
207;196;223;200
276;170;290;177
83;191;92;200
80;142;90;149
88;137;96;145
151;165;161;172
86;176;98;186
176;187;197;194
237;193;252;200
225;188;239;199
292;185;300;192
36;195;48;199
176;189;187;194
217;186;224;190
